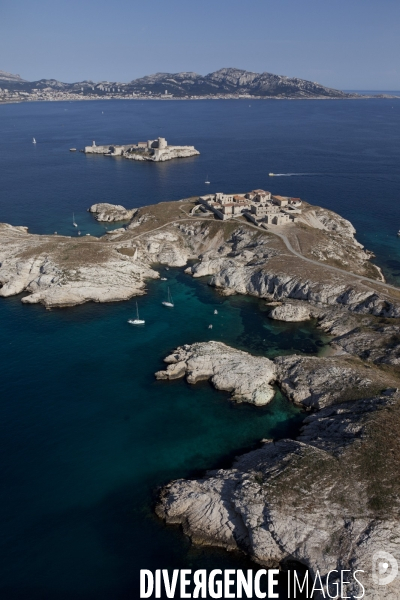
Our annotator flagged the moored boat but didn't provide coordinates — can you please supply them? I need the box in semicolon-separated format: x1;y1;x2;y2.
162;287;174;308
128;302;145;325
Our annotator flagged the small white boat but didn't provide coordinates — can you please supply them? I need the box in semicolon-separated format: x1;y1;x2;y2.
208;324;213;329
70;148;77;152
73;213;78;227
205;174;210;184
77;231;81;236
397;230;400;237
161;277;167;281
128;302;145;325
214;309;218;314
269;173;275;177
162;287;174;308
32;138;37;144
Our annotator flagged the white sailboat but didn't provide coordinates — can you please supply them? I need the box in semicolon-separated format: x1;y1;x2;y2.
32;138;37;144
73;213;78;227
162;287;174;308
128;302;145;325
205;174;210;184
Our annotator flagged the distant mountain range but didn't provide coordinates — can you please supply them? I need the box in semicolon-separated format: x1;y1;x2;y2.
0;67;360;99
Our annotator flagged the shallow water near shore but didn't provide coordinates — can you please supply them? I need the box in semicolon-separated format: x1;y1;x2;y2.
0;98;400;598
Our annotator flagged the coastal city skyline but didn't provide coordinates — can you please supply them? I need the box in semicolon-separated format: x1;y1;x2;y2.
1;0;400;90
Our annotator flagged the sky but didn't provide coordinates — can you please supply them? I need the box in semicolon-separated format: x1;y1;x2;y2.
0;0;399;90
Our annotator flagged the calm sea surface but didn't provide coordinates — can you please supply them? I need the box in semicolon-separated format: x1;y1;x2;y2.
0;99;399;599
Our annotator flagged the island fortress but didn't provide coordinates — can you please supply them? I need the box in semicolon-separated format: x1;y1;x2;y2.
83;137;199;162
199;189;302;225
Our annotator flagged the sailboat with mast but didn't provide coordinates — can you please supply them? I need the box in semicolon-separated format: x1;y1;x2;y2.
162;287;174;308
73;213;78;227
32;137;37;144
128;302;145;325
205;174;210;184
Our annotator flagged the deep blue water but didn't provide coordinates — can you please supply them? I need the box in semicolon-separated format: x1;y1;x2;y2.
0;99;400;599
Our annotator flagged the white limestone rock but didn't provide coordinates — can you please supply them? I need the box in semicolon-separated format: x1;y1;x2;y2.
155;341;276;405
157;394;400;600
0;223;158;307
274;354;377;409
89;203;137;222
269;301;312;322
125;147;199;162
209;265;400;317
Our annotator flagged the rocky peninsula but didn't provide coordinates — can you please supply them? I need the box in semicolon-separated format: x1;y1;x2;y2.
1;194;399;312
1;194;400;596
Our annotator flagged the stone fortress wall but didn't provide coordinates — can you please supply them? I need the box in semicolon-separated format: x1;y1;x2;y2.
84;137;199;162
199;189;302;226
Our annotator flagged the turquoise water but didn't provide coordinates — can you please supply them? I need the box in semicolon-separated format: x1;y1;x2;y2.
0;99;400;598
0;269;323;599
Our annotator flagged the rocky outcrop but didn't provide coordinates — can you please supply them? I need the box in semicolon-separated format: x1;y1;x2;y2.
185;224;400;317
268;301;312;321
125;147;200;162
209;265;400;317
332;322;400;366
156;340;396;412
88;203;137;222
157;391;400;599
1;199;400;320
0;223;158;307
274;354;392;409
155;341;276;405
155;324;400;599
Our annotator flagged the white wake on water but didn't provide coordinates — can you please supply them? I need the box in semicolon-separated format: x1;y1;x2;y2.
270;173;319;176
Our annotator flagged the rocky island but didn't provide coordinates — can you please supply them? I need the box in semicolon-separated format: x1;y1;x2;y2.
84;137;199;162
1;192;400;597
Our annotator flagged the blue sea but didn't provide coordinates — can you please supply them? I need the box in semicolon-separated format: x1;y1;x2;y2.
0;99;400;599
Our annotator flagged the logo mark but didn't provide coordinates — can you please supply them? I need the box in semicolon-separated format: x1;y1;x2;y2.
372;551;398;586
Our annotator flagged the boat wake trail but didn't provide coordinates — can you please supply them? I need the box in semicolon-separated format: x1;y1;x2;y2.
269;173;319;177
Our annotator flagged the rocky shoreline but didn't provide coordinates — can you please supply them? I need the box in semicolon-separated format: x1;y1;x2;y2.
1;197;398;314
1;197;400;596
155;324;400;598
